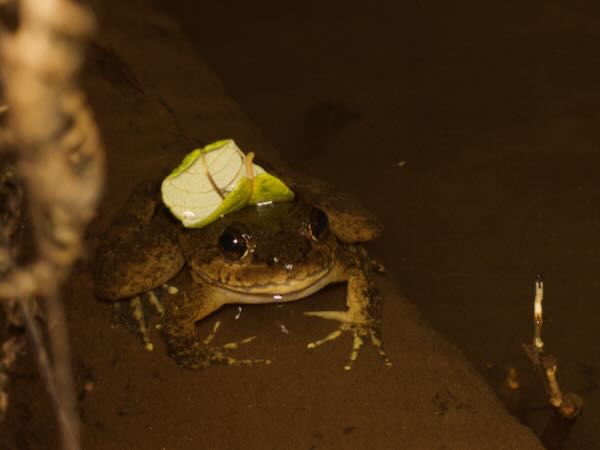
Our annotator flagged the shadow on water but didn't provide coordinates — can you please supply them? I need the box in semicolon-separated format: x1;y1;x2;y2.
153;0;600;447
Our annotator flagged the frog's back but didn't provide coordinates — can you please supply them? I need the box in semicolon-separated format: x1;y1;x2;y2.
94;183;185;301
275;168;383;243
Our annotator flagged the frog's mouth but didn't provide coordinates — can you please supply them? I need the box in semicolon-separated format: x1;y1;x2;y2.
193;261;339;305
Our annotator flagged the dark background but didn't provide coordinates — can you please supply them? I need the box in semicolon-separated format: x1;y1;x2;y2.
153;1;600;447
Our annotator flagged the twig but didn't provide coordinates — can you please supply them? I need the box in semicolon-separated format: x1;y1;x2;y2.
523;274;583;419
522;274;583;449
532;273;544;351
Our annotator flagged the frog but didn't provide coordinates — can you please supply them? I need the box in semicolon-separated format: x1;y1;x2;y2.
94;171;391;370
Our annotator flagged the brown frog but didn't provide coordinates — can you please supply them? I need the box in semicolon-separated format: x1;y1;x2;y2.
94;174;391;370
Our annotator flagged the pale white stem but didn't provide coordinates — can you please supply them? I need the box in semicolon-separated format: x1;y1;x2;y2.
533;274;544;350
522;274;583;420
244;151;255;179
546;363;564;408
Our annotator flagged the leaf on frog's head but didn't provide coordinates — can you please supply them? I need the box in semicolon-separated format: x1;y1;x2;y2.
161;139;294;228
249;173;295;205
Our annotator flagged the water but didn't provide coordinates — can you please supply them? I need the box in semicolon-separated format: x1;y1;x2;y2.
154;1;600;447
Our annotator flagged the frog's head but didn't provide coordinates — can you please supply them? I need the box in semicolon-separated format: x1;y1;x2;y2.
179;200;338;300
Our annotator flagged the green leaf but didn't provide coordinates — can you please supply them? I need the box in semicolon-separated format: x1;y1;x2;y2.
161;139;294;228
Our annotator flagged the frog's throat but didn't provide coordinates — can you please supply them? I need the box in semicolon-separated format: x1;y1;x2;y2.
192;262;339;305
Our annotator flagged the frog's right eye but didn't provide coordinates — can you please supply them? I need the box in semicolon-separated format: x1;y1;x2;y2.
218;227;248;260
309;207;329;240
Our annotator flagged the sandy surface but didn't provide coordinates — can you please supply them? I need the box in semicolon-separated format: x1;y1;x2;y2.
0;1;551;449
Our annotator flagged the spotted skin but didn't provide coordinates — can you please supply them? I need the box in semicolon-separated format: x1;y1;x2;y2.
94;178;390;370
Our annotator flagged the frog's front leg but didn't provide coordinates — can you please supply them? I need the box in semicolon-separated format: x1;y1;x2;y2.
112;288;168;351
162;279;270;370
305;250;391;371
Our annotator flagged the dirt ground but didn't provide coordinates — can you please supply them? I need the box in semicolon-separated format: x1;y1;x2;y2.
3;0;598;449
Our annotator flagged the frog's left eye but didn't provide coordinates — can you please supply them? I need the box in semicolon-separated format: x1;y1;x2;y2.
218;227;248;259
309;207;329;240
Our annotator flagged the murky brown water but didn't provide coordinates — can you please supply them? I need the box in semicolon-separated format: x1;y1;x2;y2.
153;1;600;447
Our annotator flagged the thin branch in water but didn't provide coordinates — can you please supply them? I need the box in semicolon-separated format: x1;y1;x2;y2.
522;274;583;449
532;273;544;351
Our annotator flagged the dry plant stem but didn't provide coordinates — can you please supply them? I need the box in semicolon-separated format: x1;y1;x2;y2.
533;273;544;350
523;274;583;421
20;295;79;449
244;151;256;179
0;0;105;449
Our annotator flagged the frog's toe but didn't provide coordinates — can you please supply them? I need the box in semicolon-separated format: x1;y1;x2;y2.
202;320;263;353
112;288;166;351
207;351;272;368
177;348;271;370
305;310;391;370
304;310;349;322
168;321;272;370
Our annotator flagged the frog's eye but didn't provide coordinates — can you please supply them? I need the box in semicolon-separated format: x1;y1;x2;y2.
218;227;248;259
309;207;329;240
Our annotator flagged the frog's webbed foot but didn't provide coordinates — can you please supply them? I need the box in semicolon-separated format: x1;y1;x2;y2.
163;281;272;370
168;321;271;370
304;263;391;371
305;310;391;371
112;286;170;351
